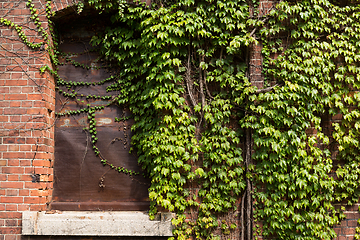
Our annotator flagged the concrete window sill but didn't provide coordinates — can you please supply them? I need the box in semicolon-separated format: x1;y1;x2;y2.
22;211;174;236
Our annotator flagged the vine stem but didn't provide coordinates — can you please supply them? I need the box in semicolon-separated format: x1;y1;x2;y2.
245;127;253;240
80;129;89;196
241;193;245;240
186;45;197;108
199;55;206;110
204;70;213;100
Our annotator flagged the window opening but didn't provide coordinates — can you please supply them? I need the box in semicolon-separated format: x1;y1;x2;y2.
51;10;150;211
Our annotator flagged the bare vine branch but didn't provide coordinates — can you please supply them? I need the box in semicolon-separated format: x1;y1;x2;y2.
204;70;213;100
185;46;197;108
199;55;206;109
240;193;245;240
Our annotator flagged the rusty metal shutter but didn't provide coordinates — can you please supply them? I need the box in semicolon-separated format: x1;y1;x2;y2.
51;11;150;211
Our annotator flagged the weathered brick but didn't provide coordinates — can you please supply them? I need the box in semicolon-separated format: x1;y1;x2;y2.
19;159;31;166
5;80;27;86
0;87;9;93
4;94;27;101
3;138;25;144
18;189;29;197
4;234;19;240
0;197;23;204
0;227;21;234
9;102;21;108
5;190;18;197
0;182;23;189
342;227;356;235
5;205;17;212
7;160;19;166
3;108;26;115
3;152;25;160
7;175;19;181
19;174;32;182
24;196;47;204
345;212;360;219
17;205;29;211
8;116;20;122
29;204;46;211
347;220;357;227
27;94;43;101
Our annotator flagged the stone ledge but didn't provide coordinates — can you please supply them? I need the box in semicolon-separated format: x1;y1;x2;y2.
22;211;174;236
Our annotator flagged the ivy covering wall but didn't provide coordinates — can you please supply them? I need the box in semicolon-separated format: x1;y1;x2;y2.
2;0;360;239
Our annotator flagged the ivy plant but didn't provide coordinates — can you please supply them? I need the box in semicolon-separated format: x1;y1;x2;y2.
3;0;360;239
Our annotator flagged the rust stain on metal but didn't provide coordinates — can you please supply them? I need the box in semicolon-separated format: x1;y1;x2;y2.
96;118;112;126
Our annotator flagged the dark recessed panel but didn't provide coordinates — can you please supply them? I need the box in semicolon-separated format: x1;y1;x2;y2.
52;18;150;211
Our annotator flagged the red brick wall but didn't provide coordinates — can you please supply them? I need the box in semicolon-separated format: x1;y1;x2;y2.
334;204;360;240
0;0;358;240
0;1;79;239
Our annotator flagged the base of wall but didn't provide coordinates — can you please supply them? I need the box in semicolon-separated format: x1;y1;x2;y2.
22;211;174;236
